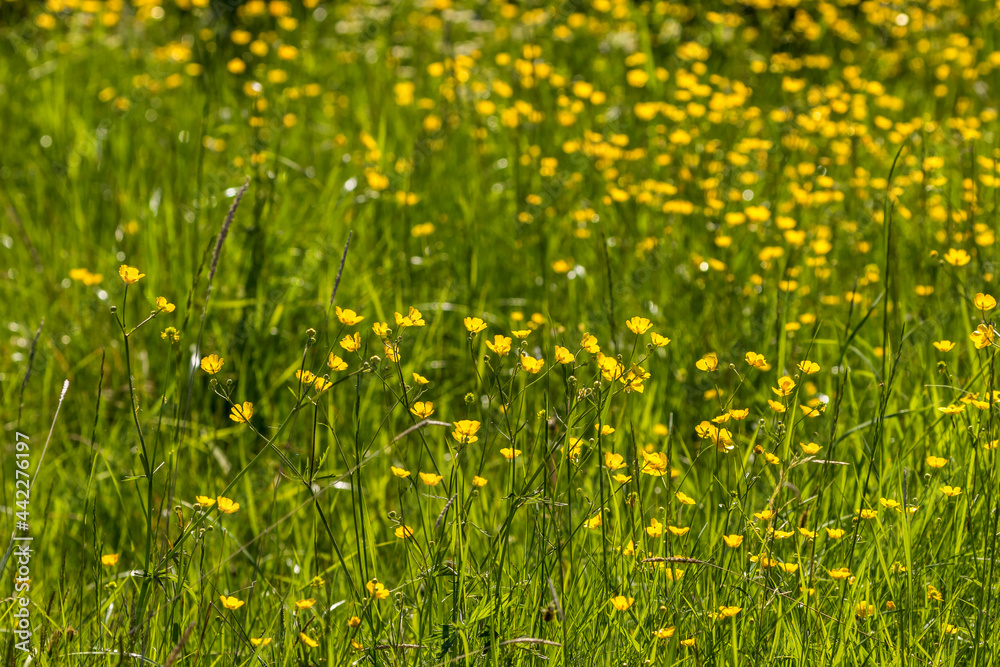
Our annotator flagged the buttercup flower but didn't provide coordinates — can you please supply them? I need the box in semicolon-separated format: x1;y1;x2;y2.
626;316;652;334
410;401;434;418
419;472;443;486
200;354;224;374
101;554;119;566
452;420;481;444
464;316;488;334
336;306;364;325
486;335;512;355
118;264;145;284
230;401;253;423
609;595;634;611
217;496;240;514
220;595;245;610
366;579;390;599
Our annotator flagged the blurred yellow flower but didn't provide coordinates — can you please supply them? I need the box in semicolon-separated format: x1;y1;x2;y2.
217;496;240;514
609;595;634;611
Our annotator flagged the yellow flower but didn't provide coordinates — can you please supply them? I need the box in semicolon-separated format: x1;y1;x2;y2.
585;513;602;529
612;473;632;484
604;452;626;470
722;534;744;548
926;455;947;468
681;638;696;647
976;293;997;311
486;335;512;356
299;632;319;648
220;595;245;610
943;248;971;266
828;567;852;580
70;268;103;285
452;420;481;444
384;342;400;362
825;527;845;538
581;332;600;353
801;442;822;454
500;447;521;460
295;598;316;609
933;340;955;352
160;327;181;343
554;345;575;364
464;316;488;334
940;485;962;497
675;491;695;505
347;616;361;628
520;355;545;373
250;637;272;647
927;584;944;602
971;324;996;349
394;306;425;327
101;554;119;566
394;525;414;539
745;351;767;369
156;296;176;313
472;475;488;487
419;472;443;486
412;372;430;385
695;352;718;372
195;495;215;507
668;525;689;536
754;508;774;521
939;404;964;414
410;401;434;418
217;496;240;514
328;353;348;371
609;595;634;611
314;377;332;392
340;332;362;352
366;579;390;599
716;606;741;619
645;517;664;537
858;508;878;519
390;466;411;478
295;370;316;385
772;376;796;397
653;627;675;640
855;602;876;618
880;498;900;509
200;354;224;374
230;401;254;423
118;264;145;285
625;316;652;334
797;360;820;374
336;306;364;325
512;329;531;338
650;332;671;347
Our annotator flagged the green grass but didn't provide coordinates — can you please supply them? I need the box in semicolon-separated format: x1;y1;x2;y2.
2;0;1000;664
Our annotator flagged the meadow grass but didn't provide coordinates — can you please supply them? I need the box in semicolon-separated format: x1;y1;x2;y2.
2;0;1000;665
